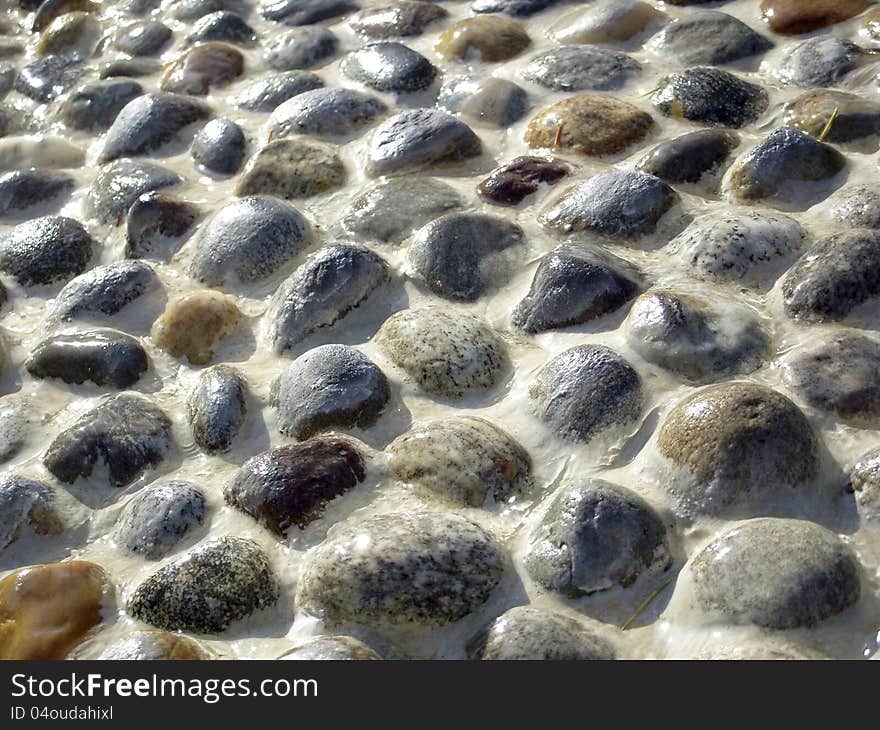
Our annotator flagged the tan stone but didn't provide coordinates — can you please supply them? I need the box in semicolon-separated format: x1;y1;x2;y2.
436;15;530;62
0;561;107;660
783;89;880;143
152;290;242;365
760;0;871;35
551;2;663;44
864;6;880;37
525;94;654;157
36;12;100;56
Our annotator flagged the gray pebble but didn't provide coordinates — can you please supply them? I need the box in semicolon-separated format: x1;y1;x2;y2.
529;344;643;443
523;45;640;92
375;306;508;398
0;475;62;552
85;159;183;224
174;0;249;21
828;184;880;229
234;70;323;112
113;480;207;559
656;382;819;518
772;37;867;88
636;129;739;186
648;11;772;66
468;606;615;660
651;67;768;129
525;479;669;595
267;243;390;353
341;176;461;244
723;127;846;205
848;448;880;522
542;169;677;239
14;55;82;102
263;26;338;70
408;212;525;301
781;331;880;421
272;344;389;439
342;41;437;93
50;259;158;323
125;192;200;261
388;416;532;507
186;11;256;47
624;291;769;383
781;228;880;322
473;0;559;15
0;397;34;465
296;511;505;627
26;329;149;389
267;87;386;139
100;57;162;78
188;366;247;453
127;536;278;633
260;0;358;25
350;2;447;38
43;392;173;487
437;75;528;128
365;108;482;178
689;518;860;629
189;195;310;288
0;215;94;286
512;242;642;334
61;80;144;133
115;21;172;56
99;92;212;163
191;117;246;175
0;169;74;218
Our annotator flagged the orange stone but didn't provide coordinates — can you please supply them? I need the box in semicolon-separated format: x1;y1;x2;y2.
0;561;107;659
761;0;871;34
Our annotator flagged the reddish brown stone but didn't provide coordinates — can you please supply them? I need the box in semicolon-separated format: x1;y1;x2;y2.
161;42;244;95
761;0;871;35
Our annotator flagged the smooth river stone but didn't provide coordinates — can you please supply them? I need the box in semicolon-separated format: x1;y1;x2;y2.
235;138;345;199
782;90;880;144
188;365;247;453
637;129;739;186
525;94;654;157
0;475;63;552
341;41;437;93
648;11;773;66
436;15;530;61
267;87;386;139
437;75;528;129
0;215;94;286
478;156;570;206
771;37;867;88
0;561;106;659
160;42;244;96
97;631;208;660
523;45;640;92
152;290;242;365
551;1;663;44
263;27;338;71
760;0;870;34
280;635;381;660
349;2;447;38
86;159;183;225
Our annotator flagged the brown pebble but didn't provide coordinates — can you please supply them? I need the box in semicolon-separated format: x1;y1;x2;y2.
0;561;106;660
760;0;870;34
152;290;242;365
161;42;244;96
525;93;654;157
436;15;531;62
478;155;570;206
32;0;99;32
235;138;345;199
783;89;880;144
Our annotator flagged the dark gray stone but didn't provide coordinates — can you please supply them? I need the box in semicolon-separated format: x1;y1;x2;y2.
191;118;246;175
173;0;249;21
296;512;505;626
0;216;93;286
189;196;310;287
14;55;81;102
342;41;436;93
234;71;323;112
61;80;144;133
690;518;861;629
542;169;677;239
529;344;643;443
99;93;212;163
99;58;162;78
26;329;149;388
267;243;390;353
0;170;73;217
50;260;158;323
0;475;62;552
187;365;247;453
267;87;386;138
127;537;278;632
0;398;34;465
260;0;358;25
116;21;172;56
523;45;640;92
124;192;199;260
828;184;880;229
408;212;525;301
350;2;447;38
473;0;560;17
263;26;337;70
524;479;669;595
651;67;768;129
782;229;880;322
637;130;739;186
113;480;207;559
773;37;867;88
512;242;642;334
648;11;772;66
272;344;389;439
86;159;182;224
186;11;256;47
365;108;482;177
43;393;173;487
437;75;528;128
